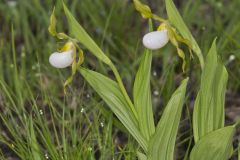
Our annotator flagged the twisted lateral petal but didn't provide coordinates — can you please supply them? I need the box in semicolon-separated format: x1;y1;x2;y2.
142;30;169;50
49;50;74;68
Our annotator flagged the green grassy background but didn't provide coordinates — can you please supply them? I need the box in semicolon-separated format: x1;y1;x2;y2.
0;0;239;159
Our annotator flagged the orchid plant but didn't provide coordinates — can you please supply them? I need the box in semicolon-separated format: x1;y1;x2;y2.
48;0;238;160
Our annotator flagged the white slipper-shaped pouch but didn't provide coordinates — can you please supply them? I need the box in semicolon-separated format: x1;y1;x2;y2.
49;49;74;68
142;30;169;50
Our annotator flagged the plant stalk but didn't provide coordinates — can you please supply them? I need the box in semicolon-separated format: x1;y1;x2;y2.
109;63;139;121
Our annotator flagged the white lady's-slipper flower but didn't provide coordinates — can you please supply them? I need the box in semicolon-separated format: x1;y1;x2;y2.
142;30;169;50
49;42;75;68
49;50;74;68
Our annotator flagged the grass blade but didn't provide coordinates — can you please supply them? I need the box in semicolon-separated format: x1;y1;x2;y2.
193;39;228;142
165;0;204;69
147;78;188;160
29;116;42;160
238;140;240;160
133;49;155;140
190;126;235;160
79;67;147;151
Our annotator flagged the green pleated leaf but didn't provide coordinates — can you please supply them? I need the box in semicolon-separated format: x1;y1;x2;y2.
193;39;228;142
133;49;155;141
190;126;235;160
137;151;147;160
147;78;188;160
165;0;204;69
63;3;111;65
133;20;155;141
79;67;147;151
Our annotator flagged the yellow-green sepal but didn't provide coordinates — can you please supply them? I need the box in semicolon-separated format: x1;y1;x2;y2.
133;0;166;22
48;7;57;36
133;0;153;18
48;7;68;39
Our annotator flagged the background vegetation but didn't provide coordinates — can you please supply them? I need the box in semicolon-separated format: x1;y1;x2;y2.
0;0;239;159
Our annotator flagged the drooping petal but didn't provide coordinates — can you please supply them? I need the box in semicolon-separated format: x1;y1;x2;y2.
49;50;74;68
142;30;169;50
64;49;84;93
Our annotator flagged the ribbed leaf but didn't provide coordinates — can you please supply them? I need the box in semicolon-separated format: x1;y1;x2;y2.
165;0;204;69
79;67;147;151
193;39;228;142
190;126;235;160
133;49;155;140
147;78;188;160
137;151;147;160
63;3;110;65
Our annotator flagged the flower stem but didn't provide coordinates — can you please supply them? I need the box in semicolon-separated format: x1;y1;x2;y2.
109;63;138;120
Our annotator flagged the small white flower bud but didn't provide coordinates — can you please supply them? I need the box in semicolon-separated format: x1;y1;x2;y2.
7;1;17;7
229;55;235;62
49;50;74;68
142;30;169;50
